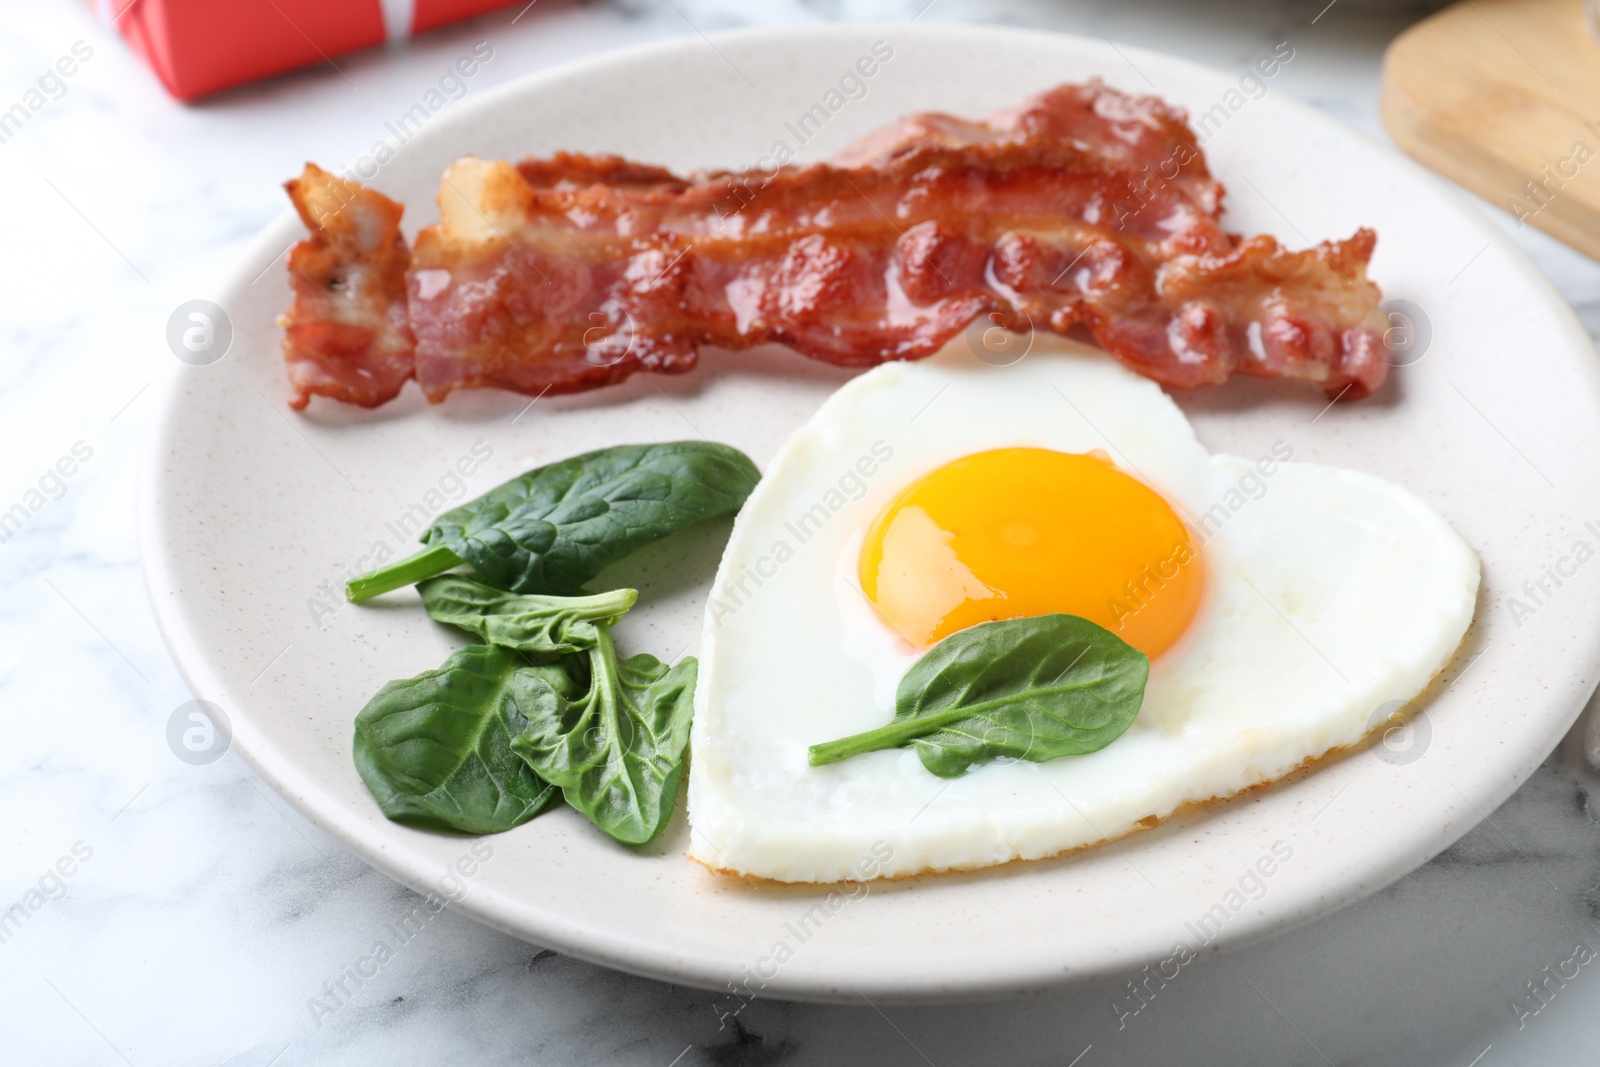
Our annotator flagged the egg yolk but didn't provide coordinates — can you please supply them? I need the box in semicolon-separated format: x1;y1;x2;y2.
858;447;1204;659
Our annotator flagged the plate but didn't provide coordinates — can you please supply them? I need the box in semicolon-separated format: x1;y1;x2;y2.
141;23;1600;1001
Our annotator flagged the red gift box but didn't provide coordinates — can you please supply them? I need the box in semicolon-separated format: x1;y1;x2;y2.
97;0;521;101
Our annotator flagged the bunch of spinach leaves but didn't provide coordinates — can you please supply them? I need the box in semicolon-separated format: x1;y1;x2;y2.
350;441;759;845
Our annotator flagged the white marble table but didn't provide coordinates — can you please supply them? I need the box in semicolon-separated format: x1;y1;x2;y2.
4;1;1599;1063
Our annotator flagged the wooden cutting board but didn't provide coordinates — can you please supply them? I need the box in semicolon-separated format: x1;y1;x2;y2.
1382;0;1600;260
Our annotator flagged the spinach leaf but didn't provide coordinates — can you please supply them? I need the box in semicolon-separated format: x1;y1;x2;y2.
353;643;581;834
510;628;697;845
808;614;1148;778
418;575;636;654
347;441;759;601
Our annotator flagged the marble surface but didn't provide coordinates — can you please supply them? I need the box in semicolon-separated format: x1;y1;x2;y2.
5;0;1600;1063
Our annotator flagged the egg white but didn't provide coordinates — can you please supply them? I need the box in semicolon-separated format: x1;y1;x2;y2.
687;339;1479;883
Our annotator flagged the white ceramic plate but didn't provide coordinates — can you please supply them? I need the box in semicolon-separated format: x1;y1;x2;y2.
142;24;1600;1001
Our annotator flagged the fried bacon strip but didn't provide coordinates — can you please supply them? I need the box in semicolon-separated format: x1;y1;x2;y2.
280;82;1387;410
279;165;414;410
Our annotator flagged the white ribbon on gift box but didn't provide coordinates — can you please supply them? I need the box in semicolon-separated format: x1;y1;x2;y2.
377;0;419;42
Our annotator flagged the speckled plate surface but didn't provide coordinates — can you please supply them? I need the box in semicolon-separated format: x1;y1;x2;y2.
140;24;1600;1001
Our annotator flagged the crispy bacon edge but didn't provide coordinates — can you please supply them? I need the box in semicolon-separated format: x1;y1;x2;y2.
278;164;415;410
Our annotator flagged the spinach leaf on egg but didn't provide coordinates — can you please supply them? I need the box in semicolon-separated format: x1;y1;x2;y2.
808;614;1148;778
